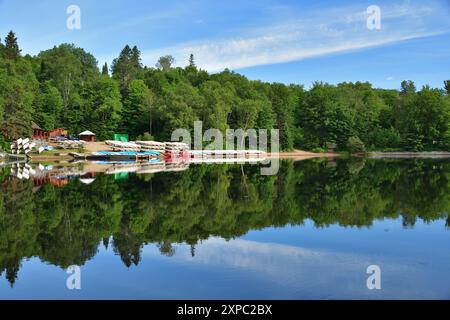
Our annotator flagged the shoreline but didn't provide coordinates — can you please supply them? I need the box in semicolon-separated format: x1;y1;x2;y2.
9;147;450;163
272;150;339;159
368;151;450;158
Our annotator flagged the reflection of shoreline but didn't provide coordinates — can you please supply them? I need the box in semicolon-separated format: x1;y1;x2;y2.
275;151;450;160
272;152;338;160
1;159;449;290
27;150;328;162
8;163;96;189
5;156;271;186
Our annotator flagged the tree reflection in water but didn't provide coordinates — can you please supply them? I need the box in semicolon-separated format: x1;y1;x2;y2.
0;158;449;286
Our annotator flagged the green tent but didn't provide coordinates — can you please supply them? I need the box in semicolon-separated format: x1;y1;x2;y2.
114;172;129;180
114;133;129;142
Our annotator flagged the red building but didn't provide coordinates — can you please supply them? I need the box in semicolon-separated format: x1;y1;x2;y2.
49;128;68;137
32;122;68;140
32;122;49;140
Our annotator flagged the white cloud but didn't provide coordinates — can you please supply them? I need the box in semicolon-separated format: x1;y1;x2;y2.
386;76;394;81
139;1;450;72
141;236;447;299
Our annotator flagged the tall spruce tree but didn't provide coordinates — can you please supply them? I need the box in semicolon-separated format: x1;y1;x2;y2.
444;80;450;95
189;53;195;68
102;62;109;75
130;46;142;69
4;31;20;59
111;45;142;93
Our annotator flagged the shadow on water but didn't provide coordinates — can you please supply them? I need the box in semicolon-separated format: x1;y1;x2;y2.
0;158;449;286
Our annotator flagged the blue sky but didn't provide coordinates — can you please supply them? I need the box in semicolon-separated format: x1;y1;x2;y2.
0;0;449;89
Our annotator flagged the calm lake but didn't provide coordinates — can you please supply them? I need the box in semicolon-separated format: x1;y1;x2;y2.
0;158;449;299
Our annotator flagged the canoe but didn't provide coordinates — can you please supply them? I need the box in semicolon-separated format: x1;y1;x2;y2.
88;150;162;161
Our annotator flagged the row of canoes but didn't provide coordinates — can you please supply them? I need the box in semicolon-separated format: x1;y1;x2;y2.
104;161;189;175
10;163;37;180
11;138;37;154
105;140;190;153
56;140;87;149
190;150;266;157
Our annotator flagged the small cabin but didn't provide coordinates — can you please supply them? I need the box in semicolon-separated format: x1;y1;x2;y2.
32;122;49;140
49;128;68;137
79;130;96;142
32;122;68;140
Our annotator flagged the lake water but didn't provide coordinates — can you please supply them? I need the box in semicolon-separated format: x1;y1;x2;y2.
0;158;449;299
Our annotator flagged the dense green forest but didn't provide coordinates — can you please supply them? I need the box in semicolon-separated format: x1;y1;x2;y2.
1;30;449;151
1;158;449;286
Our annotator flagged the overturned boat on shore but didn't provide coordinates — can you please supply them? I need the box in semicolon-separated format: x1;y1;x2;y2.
73;139;267;163
75;150;163;161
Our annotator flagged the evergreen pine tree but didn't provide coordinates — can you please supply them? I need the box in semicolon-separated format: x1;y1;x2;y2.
111;45;142;93
189;53;195;68
130;46;142;69
4;30;21;59
444;80;450;95
102;62;109;75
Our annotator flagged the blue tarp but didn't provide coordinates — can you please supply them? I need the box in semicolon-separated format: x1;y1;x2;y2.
94;151;161;156
93;158;163;165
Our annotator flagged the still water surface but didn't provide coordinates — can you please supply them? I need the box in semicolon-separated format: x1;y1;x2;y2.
0;158;449;299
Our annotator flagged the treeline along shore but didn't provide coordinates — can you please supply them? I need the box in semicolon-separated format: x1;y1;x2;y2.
0;30;449;153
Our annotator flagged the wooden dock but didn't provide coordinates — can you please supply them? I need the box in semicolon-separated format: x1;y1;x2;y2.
3;153;28;162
